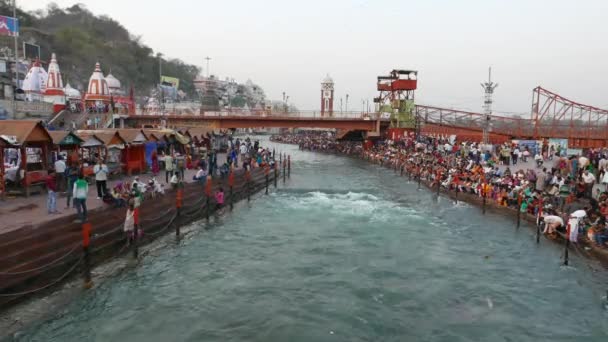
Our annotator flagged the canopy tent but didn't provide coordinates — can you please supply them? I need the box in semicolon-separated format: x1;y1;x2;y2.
144;129;190;155
76;130;127;178
117;129;149;175
0;121;53;196
49;131;84;166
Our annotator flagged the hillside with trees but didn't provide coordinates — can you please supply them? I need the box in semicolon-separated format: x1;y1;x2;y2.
0;1;200;97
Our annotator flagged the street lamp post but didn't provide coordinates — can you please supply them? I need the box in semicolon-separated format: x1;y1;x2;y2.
345;94;349;112
158;53;162;83
285;95;289;113
12;0;19;108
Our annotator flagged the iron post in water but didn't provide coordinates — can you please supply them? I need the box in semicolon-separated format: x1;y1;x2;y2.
265;168;269;195
82;223;93;289
229;170;235;211
230;186;234;210
417;173;421;190
273;149;275;158
246;170;251;202
436;173;441;196
274;164;278;188
176;186;183;237
537;221;541;244
205;178;212;221
206;196;210;220
283;158;286;183
481;182;486;214
133;225;139;259
288;155;291;178
516;193;522;229
564;238;570;265
400;164;404;177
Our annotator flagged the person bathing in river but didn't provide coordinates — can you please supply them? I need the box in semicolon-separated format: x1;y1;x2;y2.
215;187;225;211
542;214;564;236
124;201;139;246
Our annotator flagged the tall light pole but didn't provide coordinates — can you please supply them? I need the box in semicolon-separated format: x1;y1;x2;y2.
13;0;19;92
340;98;343;113
345;94;349;112
158;53;162;83
205;56;211;77
480;66;498;144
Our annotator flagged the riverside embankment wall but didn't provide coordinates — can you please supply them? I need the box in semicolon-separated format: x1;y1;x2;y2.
0;165;282;309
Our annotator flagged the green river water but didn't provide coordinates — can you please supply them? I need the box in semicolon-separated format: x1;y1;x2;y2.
14;139;608;341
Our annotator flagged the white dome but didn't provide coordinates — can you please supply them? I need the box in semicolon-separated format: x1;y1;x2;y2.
64;82;81;98
105;73;121;90
322;74;334;84
23;59;48;94
85;62;110;101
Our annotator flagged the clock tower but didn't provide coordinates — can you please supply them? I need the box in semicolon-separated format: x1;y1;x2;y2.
321;74;334;116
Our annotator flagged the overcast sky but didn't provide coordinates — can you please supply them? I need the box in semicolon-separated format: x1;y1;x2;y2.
19;0;608;114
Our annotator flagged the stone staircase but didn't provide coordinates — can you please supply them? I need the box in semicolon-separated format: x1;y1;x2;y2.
47;111;114;130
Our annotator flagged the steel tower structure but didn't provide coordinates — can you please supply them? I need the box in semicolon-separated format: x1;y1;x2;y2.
480;67;498;144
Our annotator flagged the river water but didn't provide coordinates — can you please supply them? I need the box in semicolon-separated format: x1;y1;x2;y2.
16;140;608;341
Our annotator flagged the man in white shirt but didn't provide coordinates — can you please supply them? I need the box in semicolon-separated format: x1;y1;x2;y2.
54;156;66;192
194;166;208;184
568;209;587;242
93;159;109;199
542;215;564;235
239;144;248;161
164;153;174;184
513;146;520;165
581;170;596;198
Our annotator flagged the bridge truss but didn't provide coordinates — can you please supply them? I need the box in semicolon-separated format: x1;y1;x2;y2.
415;87;608;147
531;86;608;141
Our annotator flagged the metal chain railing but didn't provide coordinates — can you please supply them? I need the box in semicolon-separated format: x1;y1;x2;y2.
144;212;178;237
140;208;175;223
0;256;83;297
0;159;287;301
0;243;81;276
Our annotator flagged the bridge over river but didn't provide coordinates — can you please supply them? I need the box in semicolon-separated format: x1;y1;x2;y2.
126;87;608;148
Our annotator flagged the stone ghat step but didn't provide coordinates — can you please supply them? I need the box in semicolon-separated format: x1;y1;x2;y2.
0;169;270;265
0;167;280;309
0;242;81;291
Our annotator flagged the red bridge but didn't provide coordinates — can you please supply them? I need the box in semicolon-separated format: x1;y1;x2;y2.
418;87;608;148
127;87;608;148
126;111;386;132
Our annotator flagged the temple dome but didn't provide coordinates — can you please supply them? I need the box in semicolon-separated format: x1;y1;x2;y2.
105;73;121;90
44;53;64;95
64;82;81;99
85;62;110;101
23;59;47;93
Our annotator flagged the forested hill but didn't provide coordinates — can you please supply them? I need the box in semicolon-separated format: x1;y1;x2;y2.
0;1;200;97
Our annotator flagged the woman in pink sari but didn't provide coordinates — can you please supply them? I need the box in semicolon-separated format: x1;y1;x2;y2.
151;151;160;176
